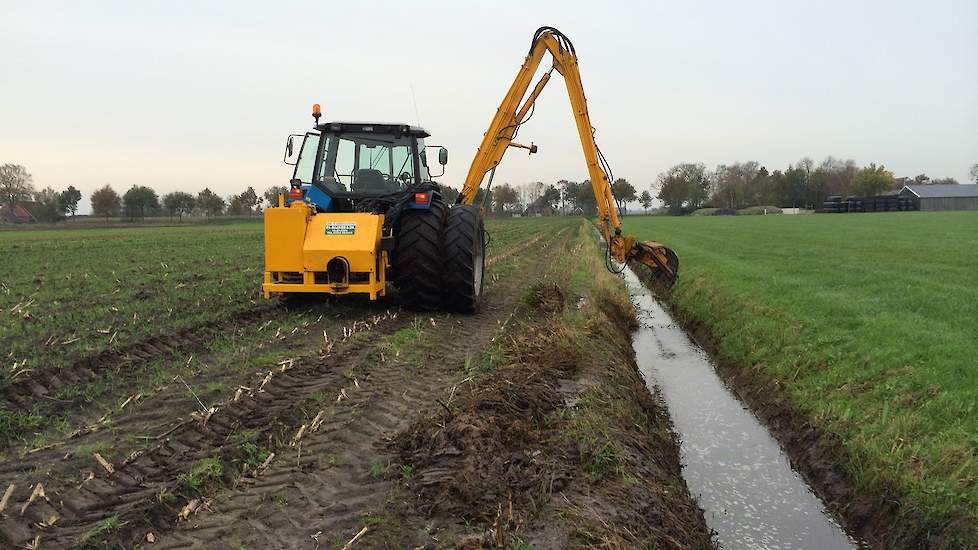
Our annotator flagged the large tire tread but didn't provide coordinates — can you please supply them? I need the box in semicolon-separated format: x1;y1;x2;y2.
442;205;485;313
395;201;446;311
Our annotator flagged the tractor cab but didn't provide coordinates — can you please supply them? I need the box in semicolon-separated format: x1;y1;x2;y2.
285;121;447;213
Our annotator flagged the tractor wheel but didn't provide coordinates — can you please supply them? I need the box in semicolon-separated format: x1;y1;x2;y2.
442;205;485;313
395;201;446;311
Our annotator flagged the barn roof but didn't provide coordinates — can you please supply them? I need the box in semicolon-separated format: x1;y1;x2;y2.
903;184;978;199
0;203;37;222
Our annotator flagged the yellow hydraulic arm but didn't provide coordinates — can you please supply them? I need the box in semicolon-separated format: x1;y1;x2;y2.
459;27;678;285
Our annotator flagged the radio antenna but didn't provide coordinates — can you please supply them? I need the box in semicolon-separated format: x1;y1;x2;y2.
409;81;422;126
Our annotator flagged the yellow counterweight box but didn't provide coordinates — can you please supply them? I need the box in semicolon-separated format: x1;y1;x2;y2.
263;204;388;300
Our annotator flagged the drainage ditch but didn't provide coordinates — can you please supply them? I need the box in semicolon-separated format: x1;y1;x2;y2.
622;266;859;550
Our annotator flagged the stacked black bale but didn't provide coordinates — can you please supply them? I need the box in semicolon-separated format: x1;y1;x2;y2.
820;195;843;213
821;194;917;214
881;196;900;211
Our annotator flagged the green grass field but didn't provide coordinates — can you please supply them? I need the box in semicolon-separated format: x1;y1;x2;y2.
624;211;978;539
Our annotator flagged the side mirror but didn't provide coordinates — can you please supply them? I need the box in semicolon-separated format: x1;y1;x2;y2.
283;134;303;165
438;147;448;165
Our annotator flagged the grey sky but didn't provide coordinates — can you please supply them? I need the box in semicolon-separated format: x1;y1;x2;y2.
2;0;976;212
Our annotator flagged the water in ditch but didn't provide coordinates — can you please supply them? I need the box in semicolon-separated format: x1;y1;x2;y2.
621;267;858;550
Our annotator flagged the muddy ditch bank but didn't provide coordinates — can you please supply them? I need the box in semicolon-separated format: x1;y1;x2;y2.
628;263;976;549
375;278;715;549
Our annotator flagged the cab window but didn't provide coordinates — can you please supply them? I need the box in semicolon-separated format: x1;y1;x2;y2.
292;133;320;184
316;132;420;194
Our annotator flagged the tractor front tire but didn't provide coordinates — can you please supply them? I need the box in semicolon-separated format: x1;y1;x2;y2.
395;201;446;311
442;205;485;313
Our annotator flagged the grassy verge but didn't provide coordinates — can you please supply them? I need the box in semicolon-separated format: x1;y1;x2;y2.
624;212;978;547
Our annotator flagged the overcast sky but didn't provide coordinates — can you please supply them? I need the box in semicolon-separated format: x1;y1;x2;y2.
2;0;976;213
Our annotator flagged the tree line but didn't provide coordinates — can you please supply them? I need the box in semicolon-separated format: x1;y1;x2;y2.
654;158;975;215
438;178;648;217
4;160;977;223
89;185;268;221
0;163;284;222
1;162;652;221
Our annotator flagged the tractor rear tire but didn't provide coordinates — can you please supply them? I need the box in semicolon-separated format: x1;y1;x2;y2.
395;201;446;311
442;205;485;313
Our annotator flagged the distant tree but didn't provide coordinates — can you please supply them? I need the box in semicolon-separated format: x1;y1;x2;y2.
0;163;34;209
970;163;978;184
656;163;711;215
33;187;65;222
196;188;226;218
439;185;460;205
227;193;249;216
263;186;288;207
59;186;82;217
611;178;637;213
783;165;809;207
162;191;195;220
639;190;653;212
751;166;771;205
852;164;896;197
514;182;544;213
913;173;930;185
807;157;857;206
492;183;520;214
541;184;561;210
123;185;160;221
560;180;597;216
556;179;571;212
91;185;121;221
712;162;760;209
928;177;959;185
235;186;259;215
525;184;561;215
796;157;814;175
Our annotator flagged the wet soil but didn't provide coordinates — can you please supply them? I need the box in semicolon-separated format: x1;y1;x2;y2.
384;270;714;546
0;299;389;492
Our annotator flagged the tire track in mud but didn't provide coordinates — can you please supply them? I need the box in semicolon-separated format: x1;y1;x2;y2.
156;227;571;549
0;225;571;549
485;232;545;267
1;227;563;472
0;307;274;422
0;309;414;548
0;304;383;487
1;226;552;426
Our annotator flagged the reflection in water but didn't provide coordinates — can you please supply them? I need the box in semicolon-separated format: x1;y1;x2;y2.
622;267;856;550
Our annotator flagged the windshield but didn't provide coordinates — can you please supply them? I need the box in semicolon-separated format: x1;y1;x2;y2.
300;132;429;195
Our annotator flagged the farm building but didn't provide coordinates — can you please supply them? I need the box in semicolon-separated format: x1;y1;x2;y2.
900;184;978;211
0;203;37;224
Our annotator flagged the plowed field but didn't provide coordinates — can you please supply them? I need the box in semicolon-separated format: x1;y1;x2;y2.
0;218;711;549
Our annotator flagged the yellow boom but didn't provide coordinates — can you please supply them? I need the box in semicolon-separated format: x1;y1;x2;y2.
459;26;678;285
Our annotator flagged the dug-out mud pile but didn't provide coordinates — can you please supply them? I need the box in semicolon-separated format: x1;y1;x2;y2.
390;281;715;548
